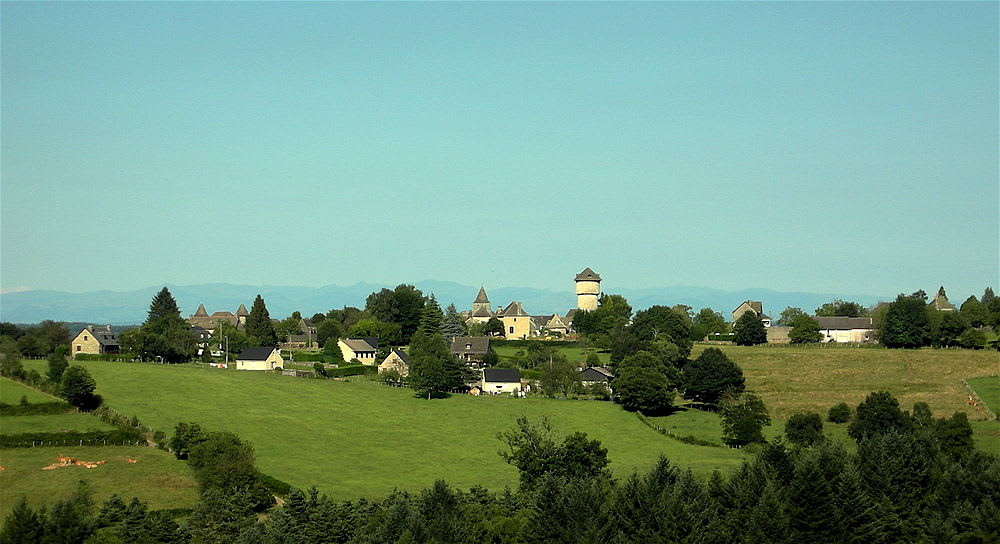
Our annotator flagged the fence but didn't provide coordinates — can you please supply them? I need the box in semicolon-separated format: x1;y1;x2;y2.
633;412;741;449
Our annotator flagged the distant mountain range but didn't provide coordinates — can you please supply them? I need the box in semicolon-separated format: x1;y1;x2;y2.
0;281;887;326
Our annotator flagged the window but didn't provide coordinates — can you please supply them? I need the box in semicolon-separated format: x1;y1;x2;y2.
76;345;81;351
509;326;514;334
83;336;88;341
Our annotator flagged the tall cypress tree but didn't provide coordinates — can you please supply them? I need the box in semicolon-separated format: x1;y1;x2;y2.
146;287;181;325
245;295;278;347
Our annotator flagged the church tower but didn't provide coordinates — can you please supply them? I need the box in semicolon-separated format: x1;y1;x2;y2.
472;286;491;314
575;268;601;311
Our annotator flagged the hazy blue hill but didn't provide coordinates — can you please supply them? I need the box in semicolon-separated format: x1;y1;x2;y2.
0;281;884;325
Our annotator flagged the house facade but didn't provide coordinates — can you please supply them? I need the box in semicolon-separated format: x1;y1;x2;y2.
500;302;537;340
338;337;379;365
450;336;490;365
235;347;283;371
816;317;874;343
70;326;120;357
732;301;771;327
378;349;410;377
482;368;521;394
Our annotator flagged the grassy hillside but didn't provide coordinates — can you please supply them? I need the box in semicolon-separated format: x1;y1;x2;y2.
0;446;199;518
1;377;58;404
24;361;750;501
967;375;1000;415
0;413;117;434
693;345;999;420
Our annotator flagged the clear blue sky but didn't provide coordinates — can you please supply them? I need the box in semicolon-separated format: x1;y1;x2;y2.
2;2;997;300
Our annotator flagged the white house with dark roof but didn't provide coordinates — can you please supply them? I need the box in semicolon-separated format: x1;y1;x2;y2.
235;347;283;371
482;368;521;394
816;317;874;343
338;337;379;365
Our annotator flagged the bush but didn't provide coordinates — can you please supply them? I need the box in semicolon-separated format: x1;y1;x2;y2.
59;366;102;411
0;428;144;448
784;412;824;447
0;401;74;416
958;328;987;349
827;402;852;423
325;365;373;378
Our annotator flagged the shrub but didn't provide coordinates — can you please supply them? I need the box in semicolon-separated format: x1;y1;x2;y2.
59;366;102;411
0;401;73;416
785;412;824;447
827;402;852;423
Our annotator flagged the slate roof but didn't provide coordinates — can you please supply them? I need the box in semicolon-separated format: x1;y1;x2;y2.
451;336;490;355
474;287;490;304
483;368;520;383
342;338;378;352
385;348;409;364
471;307;493;318
580;367;614;382
531;316;549;328
501;301;529;317
734;301;764;314
194;304;208;317
815;317;873;330
236;304;250;316
83;326;119;347
564;309;578;323
574;267;601;281
237;347;276;361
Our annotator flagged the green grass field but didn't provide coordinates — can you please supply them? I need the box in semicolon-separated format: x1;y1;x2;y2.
27;361;751;501
0;446;199;518
966;376;1000;415
1;377;58;404
1;413;117;435
492;345;611;366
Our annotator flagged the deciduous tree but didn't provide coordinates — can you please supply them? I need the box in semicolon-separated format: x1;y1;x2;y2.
880;292;930;348
848;391;912;441
789;315;823;344
682;347;745;405
776;307;808;327
733;312;767;346
60;365;101;410
612;366;674;415
785;412;824;447
720;391;770;446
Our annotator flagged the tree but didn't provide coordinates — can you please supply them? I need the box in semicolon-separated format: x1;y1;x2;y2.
789;315;823;344
0;337;24;380
483;317;504;337
934;412;974;459
407;330;470;399
209;321;250;358
932;311;968;347
322;338;345;363
274;316;303;343
959;296;989;328
880;292;930;348
815;299;869;317
365;284;427;341
147;287;181;324
827;402;852;423
720;391;770;446
848;391;912;441
776;307;809;327
692;308;728;339
16;320;71;357
733;312;767;346
629;305;692;357
612;366;674;415
440;304;467;340
572;294;633;338
419;295;444;336
539;359;581;397
682;347;745;405
0;497;45;544
316;318;344;348
958;328;986;349
245;294;278;347
186;432;272;511
347;318;402;347
785;412;824;447
170;422;207;460
497;416;609;490
60;365;101;410
47;346;69;382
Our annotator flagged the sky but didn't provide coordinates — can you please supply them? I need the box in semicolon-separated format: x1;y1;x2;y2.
2;2;997;301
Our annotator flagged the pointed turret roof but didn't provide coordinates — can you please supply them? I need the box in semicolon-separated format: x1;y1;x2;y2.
236;304;249;316
575;267;601;281
474;286;490;304
194;304;208;317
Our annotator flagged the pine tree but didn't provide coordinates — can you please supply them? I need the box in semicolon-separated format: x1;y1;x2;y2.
419;295;444;336
0;497;44;544
746;480;790;544
245;295;278;347
440;304;467;340
146;287;181;325
787;452;839;543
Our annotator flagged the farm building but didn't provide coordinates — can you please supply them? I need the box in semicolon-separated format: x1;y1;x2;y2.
450;337;490;365
816;317;874;343
235;347;283;371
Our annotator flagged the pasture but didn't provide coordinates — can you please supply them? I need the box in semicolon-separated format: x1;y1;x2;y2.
0;413;116;434
23;360;750;501
966;375;1000;415
0;446;199;518
1;377;57;404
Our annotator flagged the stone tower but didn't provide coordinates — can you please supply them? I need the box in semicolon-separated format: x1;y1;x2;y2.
472;287;491;314
575;268;601;311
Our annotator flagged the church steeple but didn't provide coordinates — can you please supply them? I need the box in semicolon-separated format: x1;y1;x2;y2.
472;287;491;314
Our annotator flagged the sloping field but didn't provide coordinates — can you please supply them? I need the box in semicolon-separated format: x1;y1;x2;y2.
0;445;199;518
1;377;57;404
0;413;116;434
697;345;999;420
42;361;750;501
966;376;1000;415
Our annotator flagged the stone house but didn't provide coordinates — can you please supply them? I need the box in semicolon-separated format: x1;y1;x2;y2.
379;349;410;377
499;302;537;340
450;337;490;365
732;301;771;327
187;303;250;333
70;326;120;358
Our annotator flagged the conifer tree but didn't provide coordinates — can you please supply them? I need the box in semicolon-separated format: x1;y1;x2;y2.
146;287;182;325
747;480;791;544
787;452;839;543
0;497;44;544
440;304;467;340
419;295;444;336
245;294;278;347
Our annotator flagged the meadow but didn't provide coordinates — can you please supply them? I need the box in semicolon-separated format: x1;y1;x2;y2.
0;413;117;434
19;359;750;501
967;375;1000;415
0;446;199;517
1;377;57;404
